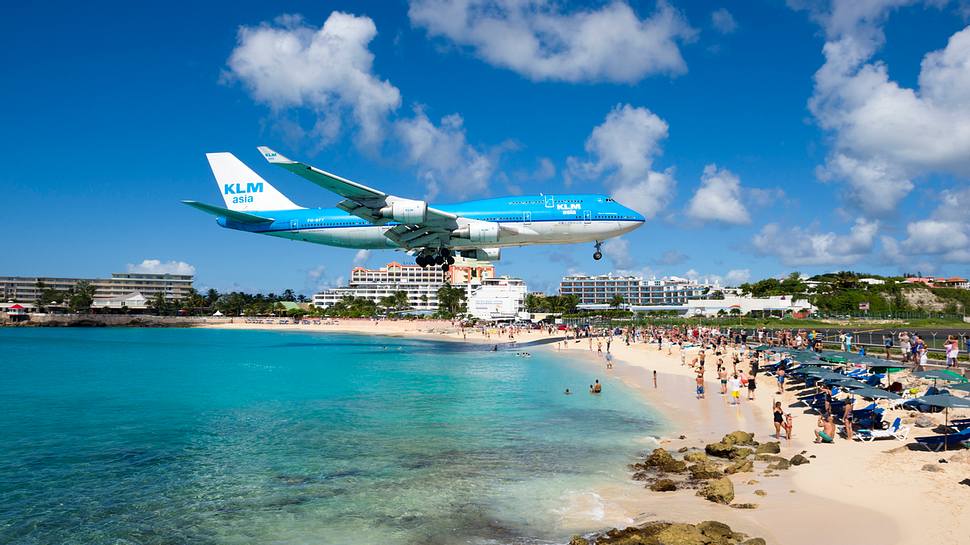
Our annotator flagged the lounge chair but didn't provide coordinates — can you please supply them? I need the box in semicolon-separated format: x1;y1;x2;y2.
913;427;970;451
855;417;910;441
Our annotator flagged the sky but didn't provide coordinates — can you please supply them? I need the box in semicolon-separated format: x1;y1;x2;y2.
3;0;970;295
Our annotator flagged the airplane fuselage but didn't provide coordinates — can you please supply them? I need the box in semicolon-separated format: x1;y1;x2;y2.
215;193;644;250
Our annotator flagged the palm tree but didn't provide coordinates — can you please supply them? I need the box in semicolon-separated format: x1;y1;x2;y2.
609;294;625;309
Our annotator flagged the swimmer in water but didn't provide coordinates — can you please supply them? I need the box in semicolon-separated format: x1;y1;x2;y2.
564;388;571;395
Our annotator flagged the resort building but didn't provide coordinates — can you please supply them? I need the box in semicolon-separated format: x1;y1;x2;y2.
903;276;969;289
684;295;816;318
465;276;527;321
0;271;195;304
312;258;498;312
559;274;713;307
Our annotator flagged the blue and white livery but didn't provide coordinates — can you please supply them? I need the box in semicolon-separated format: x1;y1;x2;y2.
183;147;644;270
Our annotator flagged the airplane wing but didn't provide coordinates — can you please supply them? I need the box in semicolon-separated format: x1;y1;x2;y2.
182;200;274;224
257;146;462;249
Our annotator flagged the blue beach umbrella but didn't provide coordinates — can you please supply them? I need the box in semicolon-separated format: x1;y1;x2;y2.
917;394;970;451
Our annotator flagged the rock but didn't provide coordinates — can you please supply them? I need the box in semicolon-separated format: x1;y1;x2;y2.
922;464;944;473
679;434;687;439
705;440;737;458
649;478;678;492
730;503;759;509
568;536;589;545
653;523;708;545
697;477;735;504
683;451;709;463
724;459;753;475
644;448;675;468
754;489;767;496
809;454;816;459
768;459;791;470
746;479;759;485
949;451;970;464
755;454;787;463
678;446;689;453
755;442;780;455
695;520;734;542
730;447;754;460
741;539;767;545
915;415;936;428
790;454;810;466
689;462;724;480
631;470;650;481
725;430;758;446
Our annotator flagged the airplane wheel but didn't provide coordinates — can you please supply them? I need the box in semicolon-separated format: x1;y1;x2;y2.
442;263;450;272
416;255;427;267
446;255;455;265
434;255;445;265
593;251;603;260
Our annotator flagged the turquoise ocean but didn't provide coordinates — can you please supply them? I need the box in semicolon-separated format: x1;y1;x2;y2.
0;328;662;545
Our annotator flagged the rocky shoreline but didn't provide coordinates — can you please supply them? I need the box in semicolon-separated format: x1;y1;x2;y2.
569;520;766;545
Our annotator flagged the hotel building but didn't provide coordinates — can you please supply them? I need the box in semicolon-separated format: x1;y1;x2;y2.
0;272;195;303
558;274;712;307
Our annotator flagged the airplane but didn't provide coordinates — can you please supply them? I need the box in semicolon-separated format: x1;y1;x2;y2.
182;147;645;272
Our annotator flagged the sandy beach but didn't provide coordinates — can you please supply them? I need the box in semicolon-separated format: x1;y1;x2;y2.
204;319;970;545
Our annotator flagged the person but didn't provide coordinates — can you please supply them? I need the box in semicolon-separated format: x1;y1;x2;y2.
728;373;742;405
590;380;602;394
605;352;613;369
718;366;728;395
695;371;705;399
773;401;785;438
899;332;911;362
842;397;854;441
652;369;657;388
783;412;793;440
776;367;786;394
564;388;572;395
814;414;836;443
747;369;757;400
858;345;865;357
883;334;893;360
945;336;959;368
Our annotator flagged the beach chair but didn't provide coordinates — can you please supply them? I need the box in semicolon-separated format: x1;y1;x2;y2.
855;417;910;441
913;428;970;451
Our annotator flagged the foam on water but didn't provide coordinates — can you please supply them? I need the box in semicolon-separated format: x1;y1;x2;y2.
0;328;663;545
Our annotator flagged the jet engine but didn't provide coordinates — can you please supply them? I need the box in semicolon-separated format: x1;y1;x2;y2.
380;198;427;224
457;248;501;261
452;223;499;243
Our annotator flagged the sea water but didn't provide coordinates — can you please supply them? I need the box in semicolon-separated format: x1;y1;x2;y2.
0;328;662;545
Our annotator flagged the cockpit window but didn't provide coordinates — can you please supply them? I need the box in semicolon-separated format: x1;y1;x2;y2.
605;197;614;202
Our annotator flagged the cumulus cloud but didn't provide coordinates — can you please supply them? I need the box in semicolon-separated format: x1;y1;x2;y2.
752;218;879;266
710;8;738;34
685;164;750;224
602;237;635;269
226;12;401;147
882;187;970;263
408;0;694;83
567;104;676;218
724;268;751;285
127;259;196;275
226;11;497;198
652;249;688;266
395;109;494;199
800;1;970;215
352;249;371;266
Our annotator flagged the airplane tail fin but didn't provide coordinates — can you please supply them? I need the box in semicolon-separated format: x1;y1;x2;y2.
206;152;302;212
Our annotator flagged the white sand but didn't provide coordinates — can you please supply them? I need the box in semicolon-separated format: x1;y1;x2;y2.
204;319;970;545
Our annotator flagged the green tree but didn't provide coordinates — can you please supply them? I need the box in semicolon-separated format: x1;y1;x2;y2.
609;294;625;309
68;281;96;313
436;283;467;317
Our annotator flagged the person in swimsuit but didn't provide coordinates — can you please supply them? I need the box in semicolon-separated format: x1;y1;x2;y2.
783;413;793;440
773;401;785;439
590;380;602;394
747;370;757;400
695;371;705;399
842;397;854;440
776;368;786;394
718;366;728;395
814;415;836;443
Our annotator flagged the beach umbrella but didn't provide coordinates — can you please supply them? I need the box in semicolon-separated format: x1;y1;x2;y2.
752;344;772;351
917;394;970;451
949;382;970;394
825;377;870;390
849;387;901;400
914;369;968;387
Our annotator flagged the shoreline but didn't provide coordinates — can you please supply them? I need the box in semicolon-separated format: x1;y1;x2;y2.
200;320;970;544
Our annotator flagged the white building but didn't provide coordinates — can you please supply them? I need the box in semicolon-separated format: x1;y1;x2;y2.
313;259;496;311
685;295;815;317
465;276;527;321
90;292;149;311
560;273;712;307
0;271;194;303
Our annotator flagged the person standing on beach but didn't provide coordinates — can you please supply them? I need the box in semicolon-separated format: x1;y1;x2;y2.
695;370;705;399
773;401;784;438
718;366;728;395
775;367;786;395
728;374;742;405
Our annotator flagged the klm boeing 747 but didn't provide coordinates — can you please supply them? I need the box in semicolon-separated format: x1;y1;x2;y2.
183;147;645;271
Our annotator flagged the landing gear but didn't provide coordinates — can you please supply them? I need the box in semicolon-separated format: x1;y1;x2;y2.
593;241;603;261
415;249;455;271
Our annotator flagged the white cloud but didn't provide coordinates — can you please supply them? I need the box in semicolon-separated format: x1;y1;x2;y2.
408;0;694;83
352;249;371;266
226;12;497;199
710;8;738;34
752;218;879;266
127;260;196;275
532;157;556;181
567;104;676;218
725;268;751;286
882;187;970;263
226;12;401;147
395;109;494;199
602;237;634;269
801;2;970;215
685;164;750;224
